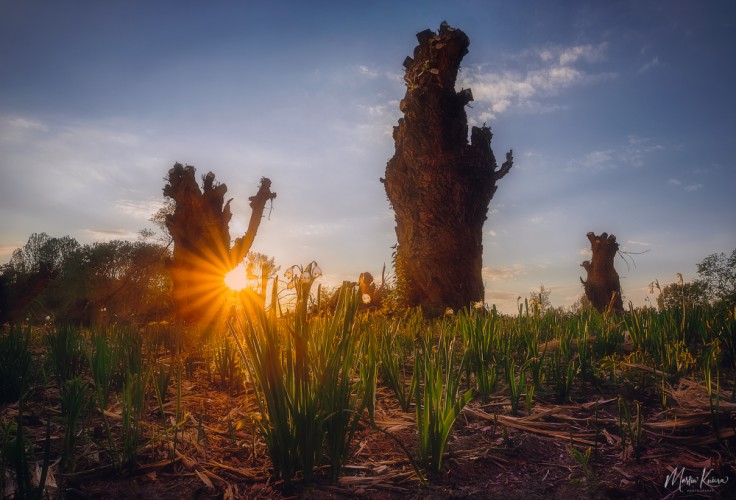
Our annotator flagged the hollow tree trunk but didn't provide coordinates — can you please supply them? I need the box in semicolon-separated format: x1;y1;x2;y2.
580;232;624;314
382;23;513;315
163;163;276;324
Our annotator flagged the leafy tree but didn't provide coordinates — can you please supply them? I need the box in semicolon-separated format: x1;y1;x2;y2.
0;233;80;322
696;248;736;307
656;280;708;311
529;284;552;314
0;233;171;324
245;252;280;306
569;293;594;314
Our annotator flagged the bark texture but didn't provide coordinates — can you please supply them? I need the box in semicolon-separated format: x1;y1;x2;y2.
382;23;513;314
164;163;276;324
580;232;624;314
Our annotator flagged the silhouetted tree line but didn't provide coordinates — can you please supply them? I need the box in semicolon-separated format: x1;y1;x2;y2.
0;232;172;325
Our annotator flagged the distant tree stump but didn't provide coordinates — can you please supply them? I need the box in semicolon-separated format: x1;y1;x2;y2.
382;23;513;315
580;232;624;314
163;164;275;324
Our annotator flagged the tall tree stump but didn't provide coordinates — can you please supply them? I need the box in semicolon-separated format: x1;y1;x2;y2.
382;23;513;314
580;232;624;314
164;163;276;324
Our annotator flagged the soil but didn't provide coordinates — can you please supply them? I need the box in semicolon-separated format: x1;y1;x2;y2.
3;355;735;499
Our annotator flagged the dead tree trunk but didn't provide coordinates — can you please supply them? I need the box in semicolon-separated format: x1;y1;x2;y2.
580;232;624;314
382;23;513;314
163;163;276;324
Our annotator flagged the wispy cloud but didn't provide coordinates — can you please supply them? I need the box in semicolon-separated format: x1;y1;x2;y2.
566;135;664;173
0;116;49;142
692;163;722;175
637;56;660;74
622;135;664;167
358;65;379;79
459;43;616;121
84;229;139;241
482;264;526;282
114;199;164;220
668;178;704;192
565;150;616;172
578;247;593;258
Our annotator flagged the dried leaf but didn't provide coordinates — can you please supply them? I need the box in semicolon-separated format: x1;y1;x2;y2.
196;469;215;490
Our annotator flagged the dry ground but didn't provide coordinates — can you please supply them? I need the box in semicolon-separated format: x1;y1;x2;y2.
3;356;735;499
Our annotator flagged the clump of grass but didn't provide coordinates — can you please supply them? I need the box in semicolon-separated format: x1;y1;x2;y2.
87;329;118;460
568;433;593;482
459;307;501;399
44;324;86;384
376;316;416;412
0;325;32;404
232;262;369;487
503;356;530;414
212;335;241;390
121;371;146;469
414;320;473;473
1;397;51;499
60;376;89;472
617;395;643;461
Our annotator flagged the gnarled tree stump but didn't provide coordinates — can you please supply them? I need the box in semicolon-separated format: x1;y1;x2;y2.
580;232;624;314
382;23;513;314
164;163;276;324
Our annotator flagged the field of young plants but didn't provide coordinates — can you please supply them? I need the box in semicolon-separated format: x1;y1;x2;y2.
1;278;735;498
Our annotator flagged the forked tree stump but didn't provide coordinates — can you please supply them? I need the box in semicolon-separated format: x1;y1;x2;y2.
164;164;276;324
580;232;624;314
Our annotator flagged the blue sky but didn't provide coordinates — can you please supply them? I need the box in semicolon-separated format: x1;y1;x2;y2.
1;0;734;313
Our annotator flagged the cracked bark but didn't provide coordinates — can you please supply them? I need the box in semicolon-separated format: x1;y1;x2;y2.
382;23;513;315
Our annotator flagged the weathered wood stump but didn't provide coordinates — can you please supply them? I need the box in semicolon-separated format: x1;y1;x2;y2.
382;23;513;315
580;232;624;314
164;163;276;324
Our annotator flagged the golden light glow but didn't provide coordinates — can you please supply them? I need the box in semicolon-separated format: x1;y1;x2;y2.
224;264;249;291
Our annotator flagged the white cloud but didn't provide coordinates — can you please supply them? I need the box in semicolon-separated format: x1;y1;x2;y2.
459;43;616;120
567;135;664;173
622;135;664;167
84;229;139;241
0;116;49;143
668;179;704;192
627;240;651;247
692;163;722;175
358;65;379;79
114;199;164;220
578;247;593;258
482;264;526;281
566;150;615;172
556;43;608;65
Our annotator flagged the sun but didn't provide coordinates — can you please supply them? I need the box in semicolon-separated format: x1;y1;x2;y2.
224;264;249;291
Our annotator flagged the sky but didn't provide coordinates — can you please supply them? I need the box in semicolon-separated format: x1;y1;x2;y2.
1;0;735;314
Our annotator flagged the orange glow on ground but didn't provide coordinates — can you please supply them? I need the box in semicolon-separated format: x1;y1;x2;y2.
224;264;249;291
